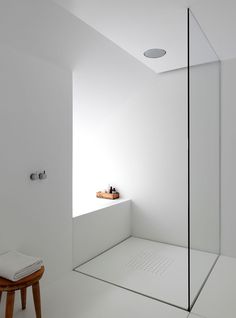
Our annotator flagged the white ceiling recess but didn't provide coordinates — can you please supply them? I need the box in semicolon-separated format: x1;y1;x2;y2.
50;0;198;73
51;0;236;73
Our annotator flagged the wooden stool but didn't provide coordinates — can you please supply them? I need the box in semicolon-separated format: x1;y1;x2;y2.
0;266;44;318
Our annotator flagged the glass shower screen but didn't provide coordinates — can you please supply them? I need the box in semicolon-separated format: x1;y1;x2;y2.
188;8;221;311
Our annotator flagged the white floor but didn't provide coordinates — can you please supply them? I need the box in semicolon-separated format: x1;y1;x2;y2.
192;255;236;318
75;237;217;310
0;272;188;318
1;255;235;318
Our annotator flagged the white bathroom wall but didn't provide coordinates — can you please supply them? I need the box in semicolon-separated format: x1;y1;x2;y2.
71;37;160;217
74;66;189;247
0;44;72;285
75;59;223;252
221;58;236;258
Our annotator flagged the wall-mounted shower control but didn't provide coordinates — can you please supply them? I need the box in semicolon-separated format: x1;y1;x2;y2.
30;173;39;181
30;171;47;181
39;171;47;180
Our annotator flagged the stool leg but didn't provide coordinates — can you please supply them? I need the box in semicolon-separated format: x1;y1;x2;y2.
32;282;41;318
21;287;27;310
5;291;15;318
0;291;2;303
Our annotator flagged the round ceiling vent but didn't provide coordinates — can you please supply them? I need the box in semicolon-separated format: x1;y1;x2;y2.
144;48;166;59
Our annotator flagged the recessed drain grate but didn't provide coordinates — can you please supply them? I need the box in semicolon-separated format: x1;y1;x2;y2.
126;249;174;275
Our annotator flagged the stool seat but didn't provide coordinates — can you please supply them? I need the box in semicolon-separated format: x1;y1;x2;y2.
0;266;44;318
0;266;44;291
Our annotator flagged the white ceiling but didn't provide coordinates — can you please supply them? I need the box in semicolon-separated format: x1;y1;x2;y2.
51;0;236;73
